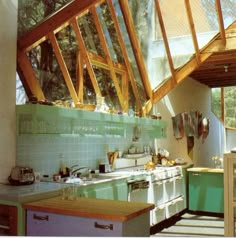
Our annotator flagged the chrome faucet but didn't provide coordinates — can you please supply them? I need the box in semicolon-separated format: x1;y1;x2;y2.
70;165;89;177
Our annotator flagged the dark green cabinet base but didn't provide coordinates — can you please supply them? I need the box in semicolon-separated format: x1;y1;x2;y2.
188;170;224;213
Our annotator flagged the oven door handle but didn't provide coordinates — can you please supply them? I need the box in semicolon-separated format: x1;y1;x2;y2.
176;175;183;180
129;180;149;191
153;181;163;186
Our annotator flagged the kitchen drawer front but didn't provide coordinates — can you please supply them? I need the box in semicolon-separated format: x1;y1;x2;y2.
152;181;165;205
26;210;123;237
151;205;165;225
26;210;150;237
165;196;185;219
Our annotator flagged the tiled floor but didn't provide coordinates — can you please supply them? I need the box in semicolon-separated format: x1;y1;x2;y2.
151;213;224;237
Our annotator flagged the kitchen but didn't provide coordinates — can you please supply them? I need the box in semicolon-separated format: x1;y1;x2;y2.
1;0;236;237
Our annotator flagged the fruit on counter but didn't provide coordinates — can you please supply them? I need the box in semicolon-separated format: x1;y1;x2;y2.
167;160;176;166
144;161;156;170
161;158;176;166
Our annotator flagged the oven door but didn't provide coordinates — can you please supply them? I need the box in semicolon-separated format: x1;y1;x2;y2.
128;180;149;202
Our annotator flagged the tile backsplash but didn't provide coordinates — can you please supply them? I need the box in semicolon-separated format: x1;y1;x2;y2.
16;126;153;176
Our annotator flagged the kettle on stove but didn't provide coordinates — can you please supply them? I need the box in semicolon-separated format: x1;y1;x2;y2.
8;166;35;185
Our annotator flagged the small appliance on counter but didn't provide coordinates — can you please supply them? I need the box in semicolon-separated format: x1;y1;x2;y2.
99;151;119;173
99;163;112;173
8;166;35;185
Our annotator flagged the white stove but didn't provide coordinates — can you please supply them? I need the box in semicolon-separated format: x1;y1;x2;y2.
115;157;185;227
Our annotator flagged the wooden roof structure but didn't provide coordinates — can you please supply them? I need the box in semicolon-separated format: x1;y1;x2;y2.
17;0;236;116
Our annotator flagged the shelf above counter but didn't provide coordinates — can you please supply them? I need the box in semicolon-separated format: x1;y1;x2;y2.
16;104;167;138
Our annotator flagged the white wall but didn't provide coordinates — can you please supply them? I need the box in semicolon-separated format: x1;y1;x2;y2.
0;1;18;183
154;77;225;167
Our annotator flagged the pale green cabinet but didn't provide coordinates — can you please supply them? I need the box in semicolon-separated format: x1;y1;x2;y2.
77;179;128;201
188;169;224;213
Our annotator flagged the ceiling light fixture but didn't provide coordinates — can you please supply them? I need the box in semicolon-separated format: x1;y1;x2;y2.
224;64;230;72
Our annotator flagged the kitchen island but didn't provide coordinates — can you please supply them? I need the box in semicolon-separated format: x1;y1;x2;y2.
24;196;154;237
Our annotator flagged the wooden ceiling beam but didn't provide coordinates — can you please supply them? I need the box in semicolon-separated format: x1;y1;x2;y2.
47;32;80;104
154;0;176;82
18;0;105;52
76;51;84;103
17;49;45;100
71;18;101;97
153;52;212;103
88;51;126;74
192;71;236;79
191;65;236;73
184;0;200;64
215;0;226;46
203;34;236;53
197;80;236;88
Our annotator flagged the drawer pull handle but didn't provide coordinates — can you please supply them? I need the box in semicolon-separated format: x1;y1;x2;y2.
94;222;113;230
33;214;49;221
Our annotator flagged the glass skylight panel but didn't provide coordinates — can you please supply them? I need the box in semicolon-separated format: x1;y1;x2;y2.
190;0;218;49
94;68;122;111
97;2;125;64
158;0;194;70
114;0;148;105
221;0;236;28
78;12;104;57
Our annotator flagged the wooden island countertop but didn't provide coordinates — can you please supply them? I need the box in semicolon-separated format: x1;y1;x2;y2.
23;196;154;222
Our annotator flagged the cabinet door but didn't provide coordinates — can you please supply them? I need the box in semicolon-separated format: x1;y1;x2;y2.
77;180;128;201
0;204;17;236
224;154;236;237
188;172;224;213
77;185;97;198
78;183;115;200
95;183;114;200
113;181;128;201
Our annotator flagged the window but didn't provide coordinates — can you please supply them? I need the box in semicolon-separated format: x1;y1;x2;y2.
211;88;222;120
224;87;236;128
212;86;236;129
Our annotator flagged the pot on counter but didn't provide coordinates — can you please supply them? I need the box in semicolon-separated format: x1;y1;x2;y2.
8;166;35;185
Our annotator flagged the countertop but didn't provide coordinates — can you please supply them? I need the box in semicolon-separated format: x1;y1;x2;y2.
23;196;154;222
0;174;128;203
0;182;63;203
187;167;224;173
0;164;190;203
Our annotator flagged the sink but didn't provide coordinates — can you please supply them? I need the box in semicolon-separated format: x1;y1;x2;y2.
63;174;124;184
41;173;127;185
65;177;83;184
